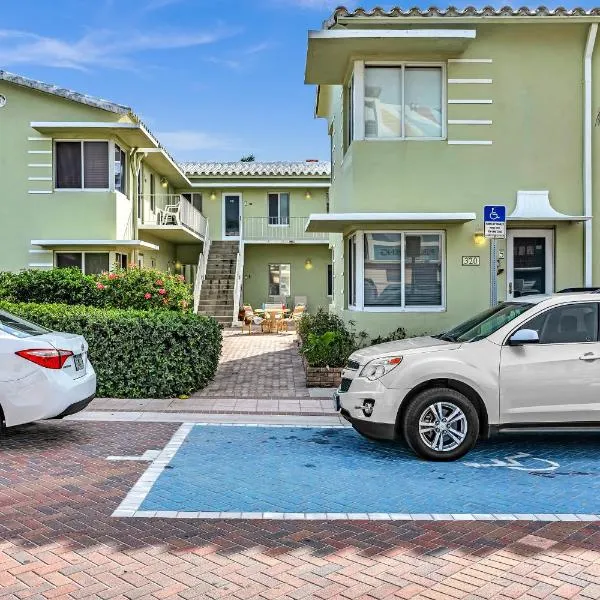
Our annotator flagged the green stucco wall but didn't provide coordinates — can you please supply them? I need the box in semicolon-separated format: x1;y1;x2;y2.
242;244;332;311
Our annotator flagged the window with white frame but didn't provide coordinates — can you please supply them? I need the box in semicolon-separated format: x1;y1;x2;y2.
114;144;126;194
348;231;444;310
268;264;291;296
268;193;290;225
55;141;109;189
150;173;156;212
363;65;443;140
55;252;109;275
345;75;354;151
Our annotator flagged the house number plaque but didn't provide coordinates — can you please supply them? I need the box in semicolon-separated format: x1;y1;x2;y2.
462;256;481;266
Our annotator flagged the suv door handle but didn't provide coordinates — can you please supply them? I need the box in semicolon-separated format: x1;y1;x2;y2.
579;352;600;361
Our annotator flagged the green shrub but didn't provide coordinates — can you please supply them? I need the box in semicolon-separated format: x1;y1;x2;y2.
0;267;192;311
0;301;221;398
370;326;407;346
297;307;353;345
300;331;355;368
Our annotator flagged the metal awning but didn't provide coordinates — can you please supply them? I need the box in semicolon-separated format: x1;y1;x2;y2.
31;239;160;250
508;191;590;222
305;28;476;84
305;212;476;233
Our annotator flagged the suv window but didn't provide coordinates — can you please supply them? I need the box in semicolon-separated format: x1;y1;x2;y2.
0;310;50;339
518;303;599;344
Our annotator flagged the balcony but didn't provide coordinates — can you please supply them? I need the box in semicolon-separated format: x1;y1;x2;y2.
138;195;207;243
242;217;329;243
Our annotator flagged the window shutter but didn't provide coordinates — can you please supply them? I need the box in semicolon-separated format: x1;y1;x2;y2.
55;142;82;188
83;141;109;189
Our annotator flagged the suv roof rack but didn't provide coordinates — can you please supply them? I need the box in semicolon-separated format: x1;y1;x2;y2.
557;287;600;293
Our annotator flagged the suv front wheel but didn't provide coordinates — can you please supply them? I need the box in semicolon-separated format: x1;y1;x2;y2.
402;388;479;461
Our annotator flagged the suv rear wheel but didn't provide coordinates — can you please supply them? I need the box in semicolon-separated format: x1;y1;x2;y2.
402;388;479;461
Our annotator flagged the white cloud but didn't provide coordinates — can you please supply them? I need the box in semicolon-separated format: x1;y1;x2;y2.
156;130;237;152
0;27;236;71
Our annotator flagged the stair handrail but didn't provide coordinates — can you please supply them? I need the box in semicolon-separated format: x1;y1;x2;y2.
193;222;211;314
231;242;244;326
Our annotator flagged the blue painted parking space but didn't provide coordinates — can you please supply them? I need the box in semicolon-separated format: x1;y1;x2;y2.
138;425;600;517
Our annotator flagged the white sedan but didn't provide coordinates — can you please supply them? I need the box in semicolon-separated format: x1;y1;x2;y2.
0;310;96;428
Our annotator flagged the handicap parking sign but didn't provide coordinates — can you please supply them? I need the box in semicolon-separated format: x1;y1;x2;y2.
484;205;506;238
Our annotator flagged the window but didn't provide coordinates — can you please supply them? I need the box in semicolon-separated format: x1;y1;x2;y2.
115;252;128;270
268;193;290;225
114;144;126;194
345;76;354;150
268;264;291;296
519;303;599;344
55;252;109;275
137;169;143;221
349;232;444;310
347;235;356;307
182;193;202;212
327;264;333;297
0;310;50;338
55;141;109;189
150;174;155;212
364;65;443;140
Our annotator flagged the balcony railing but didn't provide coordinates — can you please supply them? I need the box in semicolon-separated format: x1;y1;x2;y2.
242;217;328;242
140;195;207;240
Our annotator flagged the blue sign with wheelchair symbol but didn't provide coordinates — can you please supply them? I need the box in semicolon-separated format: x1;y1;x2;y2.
484;205;506;223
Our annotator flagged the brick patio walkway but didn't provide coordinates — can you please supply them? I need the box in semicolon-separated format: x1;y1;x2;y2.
2;420;600;600
90;329;336;415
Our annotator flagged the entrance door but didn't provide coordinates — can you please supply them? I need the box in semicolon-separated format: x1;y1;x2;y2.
223;194;241;239
507;230;553;300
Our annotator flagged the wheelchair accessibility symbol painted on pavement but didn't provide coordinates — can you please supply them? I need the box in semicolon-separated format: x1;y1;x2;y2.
464;452;560;473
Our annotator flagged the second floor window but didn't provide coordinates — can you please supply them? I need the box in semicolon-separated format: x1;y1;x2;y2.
55;141;109;189
268;192;290;225
364;65;443;140
114;144;126;194
150;173;156;212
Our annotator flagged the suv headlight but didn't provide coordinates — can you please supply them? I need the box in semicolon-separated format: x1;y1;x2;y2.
360;356;403;381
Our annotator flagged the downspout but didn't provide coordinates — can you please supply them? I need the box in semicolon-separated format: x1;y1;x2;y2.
584;24;597;286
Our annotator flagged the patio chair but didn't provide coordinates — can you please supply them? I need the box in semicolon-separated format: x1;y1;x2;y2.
261;308;284;333
294;296;307;309
289;304;306;330
157;203;180;225
241;305;261;334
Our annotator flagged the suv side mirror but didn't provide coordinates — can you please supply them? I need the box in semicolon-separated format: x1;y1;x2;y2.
508;329;540;346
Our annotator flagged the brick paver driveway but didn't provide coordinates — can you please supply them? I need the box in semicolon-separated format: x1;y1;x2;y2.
3;420;600;600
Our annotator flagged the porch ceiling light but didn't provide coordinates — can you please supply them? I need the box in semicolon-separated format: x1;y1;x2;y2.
160;177;168;188
305;190;312;200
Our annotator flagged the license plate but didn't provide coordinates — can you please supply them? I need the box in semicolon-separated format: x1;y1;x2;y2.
74;354;84;371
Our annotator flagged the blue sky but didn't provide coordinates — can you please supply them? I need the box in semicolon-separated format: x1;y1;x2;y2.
0;0;364;162
1;1;594;163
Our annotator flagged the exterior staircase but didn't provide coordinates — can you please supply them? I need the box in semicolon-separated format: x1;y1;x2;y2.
196;240;239;326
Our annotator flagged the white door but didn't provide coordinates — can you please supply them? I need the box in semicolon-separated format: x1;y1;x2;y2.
223;194;241;239
506;229;553;300
500;301;600;424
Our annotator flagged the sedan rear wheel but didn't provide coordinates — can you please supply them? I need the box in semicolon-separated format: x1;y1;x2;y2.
403;388;479;461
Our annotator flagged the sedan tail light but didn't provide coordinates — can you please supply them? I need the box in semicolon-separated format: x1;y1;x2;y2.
15;349;73;369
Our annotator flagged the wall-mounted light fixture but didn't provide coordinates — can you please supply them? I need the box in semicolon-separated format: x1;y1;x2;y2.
305;190;312;200
160;177;168;188
210;191;217;201
304;258;313;270
175;261;182;271
473;232;486;246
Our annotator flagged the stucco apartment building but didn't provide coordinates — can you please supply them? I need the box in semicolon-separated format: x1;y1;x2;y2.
305;6;600;336
0;71;332;325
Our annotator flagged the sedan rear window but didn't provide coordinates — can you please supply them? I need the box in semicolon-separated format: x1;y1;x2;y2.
0;311;50;338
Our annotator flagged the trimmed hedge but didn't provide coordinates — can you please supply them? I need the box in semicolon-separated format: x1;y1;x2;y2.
0;301;222;398
0;267;192;311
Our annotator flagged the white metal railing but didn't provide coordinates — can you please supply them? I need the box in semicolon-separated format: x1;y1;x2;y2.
141;195;207;239
242;217;328;242
193;223;211;314
231;243;244;326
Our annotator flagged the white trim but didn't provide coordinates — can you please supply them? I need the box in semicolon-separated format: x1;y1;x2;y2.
584;24;597;286
448;119;492;125
352;61;365;141
507;229;554;300
448;99;493;104
27;136;51;141
28;263;53;268
447;58;493;63
308;28;476;40
448;140;493;145
448;78;492;84
28;190;52;194
28;163;52;168
28;249;52;254
31;239;160;250
28;150;52;154
222;192;242;240
189;182;329;189
27;176;52;181
31;121;140;130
